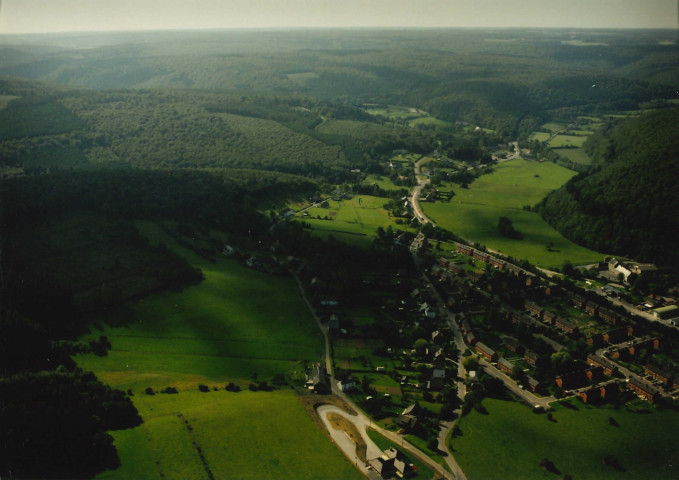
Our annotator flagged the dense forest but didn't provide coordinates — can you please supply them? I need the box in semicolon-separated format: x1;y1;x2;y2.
538;108;679;268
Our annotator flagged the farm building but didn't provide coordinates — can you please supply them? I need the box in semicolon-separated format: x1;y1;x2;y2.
368;448;415;479
306;363;329;393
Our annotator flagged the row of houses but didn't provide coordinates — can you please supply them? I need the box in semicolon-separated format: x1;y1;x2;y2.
555;366;605;391
610;336;659;360
455;243;527;276
523;301;579;336
628;376;662;403
579;382;620;404
566;292;626;326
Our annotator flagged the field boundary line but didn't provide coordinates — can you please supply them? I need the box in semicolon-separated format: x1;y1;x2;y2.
177;412;215;480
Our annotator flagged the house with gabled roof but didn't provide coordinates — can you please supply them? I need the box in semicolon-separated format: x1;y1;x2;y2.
628;376;661;403
368;448;415;478
644;364;673;386
524;350;539;366
498;357;514;374
555;318;579;336
587;354;618;376
475;342;498;362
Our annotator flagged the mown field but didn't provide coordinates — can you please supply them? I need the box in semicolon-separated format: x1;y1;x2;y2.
421;159;605;267
452;398;679;480
97;390;361;480
76;223;355;479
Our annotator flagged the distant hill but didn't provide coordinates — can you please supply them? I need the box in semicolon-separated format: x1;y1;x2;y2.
538;108;679;268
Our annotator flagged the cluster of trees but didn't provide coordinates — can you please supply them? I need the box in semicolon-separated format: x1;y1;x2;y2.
538;108;679;268
0;368;141;478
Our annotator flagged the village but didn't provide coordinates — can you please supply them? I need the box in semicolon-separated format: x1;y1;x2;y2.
296;229;679;479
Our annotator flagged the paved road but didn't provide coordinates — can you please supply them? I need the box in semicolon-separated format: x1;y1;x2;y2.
317;405;381;480
411;157;435;226
292;269;462;480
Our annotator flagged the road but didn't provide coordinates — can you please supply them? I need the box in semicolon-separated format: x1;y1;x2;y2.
417;256;555;411
411;156;435;226
317;405;381;480
292;269;463;479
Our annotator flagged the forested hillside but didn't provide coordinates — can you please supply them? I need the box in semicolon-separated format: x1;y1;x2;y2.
1;29;676;137
538;108;679;267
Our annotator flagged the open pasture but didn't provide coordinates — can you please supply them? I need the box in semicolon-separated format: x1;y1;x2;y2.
529;132;551;142
78;223;323;391
97;390;361;480
548;135;587;148
452;398;679;480
553;147;592;165
421;159;604;267
539;122;565;133
301;195;410;241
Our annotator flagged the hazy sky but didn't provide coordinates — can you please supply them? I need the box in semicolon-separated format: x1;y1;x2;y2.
1;0;677;34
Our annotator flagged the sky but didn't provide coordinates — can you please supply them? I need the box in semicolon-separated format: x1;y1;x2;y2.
0;0;677;34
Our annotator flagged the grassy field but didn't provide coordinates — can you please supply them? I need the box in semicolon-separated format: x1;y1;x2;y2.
553;147;593;165
409;116;453;128
548;135;587;148
97;390;361;480
76;222;357;479
529;132;551;142
316;118;393;137
452;398;679;480
540;122;565;133
301;195;411;244
364;174;408;191
421;159;605;267
78;223;324;390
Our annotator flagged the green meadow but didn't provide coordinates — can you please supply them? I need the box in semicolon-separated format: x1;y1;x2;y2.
529;132;551;142
548;135;587;148
97;390;361;480
78;246;324;390
301;195;411;245
554;147;593;165
452;398;679;480
421;159;604;267
364;174;408;191
76;223;356;479
540;122;565;133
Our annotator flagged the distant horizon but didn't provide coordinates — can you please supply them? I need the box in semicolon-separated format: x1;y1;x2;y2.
1;0;677;35
1;25;678;39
